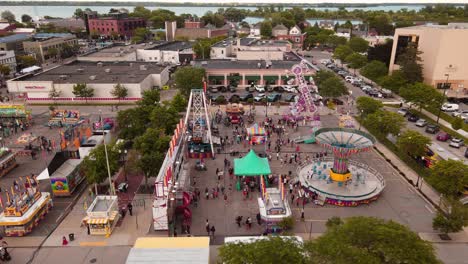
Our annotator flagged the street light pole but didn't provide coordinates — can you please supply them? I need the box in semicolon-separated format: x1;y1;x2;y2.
436;73;450;124
100;109;115;196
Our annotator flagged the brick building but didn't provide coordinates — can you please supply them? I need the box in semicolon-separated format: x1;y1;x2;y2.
165;19;228;41
88;14;146;38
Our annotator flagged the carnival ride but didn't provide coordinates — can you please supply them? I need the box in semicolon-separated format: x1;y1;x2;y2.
298;128;385;206
153;89;214;231
258;174;292;233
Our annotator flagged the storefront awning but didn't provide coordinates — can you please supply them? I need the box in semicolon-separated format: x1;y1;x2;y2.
234;149;271;176
281;76;294;81
263;76;279;81
245;76;261;81
87;218;109;225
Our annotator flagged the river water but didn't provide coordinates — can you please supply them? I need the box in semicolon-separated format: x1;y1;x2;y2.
0;4;430;22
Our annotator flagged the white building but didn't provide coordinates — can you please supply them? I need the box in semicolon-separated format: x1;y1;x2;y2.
7;61;170;102
210;37;291;61
136;41;194;64
0;50;16;73
250;23;261;37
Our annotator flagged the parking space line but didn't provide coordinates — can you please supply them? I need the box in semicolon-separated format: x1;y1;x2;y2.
425;205;435;214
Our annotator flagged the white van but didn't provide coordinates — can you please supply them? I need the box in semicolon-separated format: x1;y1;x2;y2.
441;103;459;112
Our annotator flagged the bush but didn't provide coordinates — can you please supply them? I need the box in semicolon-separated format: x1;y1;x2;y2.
451;117;463;130
278;216;295;231
215;96;226;105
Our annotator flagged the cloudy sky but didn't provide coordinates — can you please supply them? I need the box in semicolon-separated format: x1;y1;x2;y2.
2;0;467;3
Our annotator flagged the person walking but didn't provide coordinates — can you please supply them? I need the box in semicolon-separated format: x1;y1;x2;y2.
246;217;252;229
127;203;133;216
235;216;242;227
210;226;216;238
224;193;228;205
256;213;261;225
62;236;68;246
301;208;305;221
205;219;210;235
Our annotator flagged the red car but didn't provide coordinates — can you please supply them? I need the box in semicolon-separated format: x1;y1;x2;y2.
436;131;451;142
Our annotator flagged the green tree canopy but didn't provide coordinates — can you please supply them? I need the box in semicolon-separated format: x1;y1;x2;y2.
111;83;129;102
150;104;181;135
348;37;369;53
21;14;32;23
308;216;440;264
361;60;388;81
333;44;353;62
1;10;15;23
170;92;188;112
433;199;468;234
364;110;406;136
397;42;423;83
400;82;443;111
451;117;463;130
356;96;383;116
72;83;94;102
397;130;431;157
138;89;160;107
317;76;348;98
132;27;151;43
345;53;367;71
81;143;120;188
117;106;152;140
367;39;393;66
428;160;468;197
219;236;307;264
314;70;335;86
378;70;408;93
0;65;11;77
17;55;37;68
174;66;206;97
260;21;273;38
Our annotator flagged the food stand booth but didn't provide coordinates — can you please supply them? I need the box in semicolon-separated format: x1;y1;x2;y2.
82;195;120;236
234;149;271;191
0;177;52;236
0;104;32;129
247;124;266;145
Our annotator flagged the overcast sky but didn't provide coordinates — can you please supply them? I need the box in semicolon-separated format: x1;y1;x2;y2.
2;0;467;4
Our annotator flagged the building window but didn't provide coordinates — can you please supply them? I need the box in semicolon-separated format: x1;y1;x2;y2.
437;83;451;89
221;50;224;54
295;37;300;42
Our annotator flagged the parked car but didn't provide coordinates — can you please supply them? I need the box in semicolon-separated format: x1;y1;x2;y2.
465;148;468;158
228;85;237;93
368;89;382;98
381;89;393;98
239;93;253;101
436;131;451;142
218;86;228;92
337;71;348;76
210;86;219;93
266;85;274;92
345;76;354;82
267;93;282;102
415;119;428;127
453;110;468;118
274;86;285;92
425;124;440;134
397;108;409;116
282;86;297;93
245;85;255;93
361;85;372;93
254;93;266;102
441;103;459;112
255;85;266;93
407;114;419;122
449;138;464;148
283;94;297;102
210;94;225;103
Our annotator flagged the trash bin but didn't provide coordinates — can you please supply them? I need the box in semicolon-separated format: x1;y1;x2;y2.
69;233;74;241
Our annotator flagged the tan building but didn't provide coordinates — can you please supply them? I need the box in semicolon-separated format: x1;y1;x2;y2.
23;33;78;63
389;24;468;98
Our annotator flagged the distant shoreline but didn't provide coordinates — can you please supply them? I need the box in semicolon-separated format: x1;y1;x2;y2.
0;1;456;7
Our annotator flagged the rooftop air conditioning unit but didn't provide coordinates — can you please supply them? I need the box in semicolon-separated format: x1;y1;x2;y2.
97;62;103;67
76;68;84;73
89;75;96;80
104;68;111;73
257;62;261;69
140;65;147;71
59;75;68;80
129;63;134;67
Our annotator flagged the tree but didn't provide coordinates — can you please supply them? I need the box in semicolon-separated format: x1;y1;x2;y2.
48;87;61;105
451;117;463;130
326;216;344;229
317;76;348;98
428;160;468;197
360;60;388;81
1;11;15;23
117;106;152;140
367;14;394;35
132;27;151;43
219;237;307;264
397;130;431;157
333;44;353;63
433;199;468;234
0;65;11;77
170;92;187;112
378;70;408;93
314;70;335;86
21;14;32;23
309;217;440;264
149;104;180;135
138;89;160;107
400;83;443;112
260;21;272;38
81;143;120;193
192;38;212;59
74;8;84;19
348;37;369;53
111;83;128;102
397;42;423;83
326;35;347;49
47;47;59;60
356;96;383;116
72;83;94;103
345;53;367;73
364;110;406;136
367;39;393;66
17;55;37;68
174;66;206;97
224;7;246;22
134;128;171;187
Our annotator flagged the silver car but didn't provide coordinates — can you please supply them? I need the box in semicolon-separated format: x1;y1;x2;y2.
449;138;464;148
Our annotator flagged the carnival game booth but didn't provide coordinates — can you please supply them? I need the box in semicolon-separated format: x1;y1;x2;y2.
258;175;292;234
49;158;84;197
247;124;266;145
234;150;271;191
0;104;32;127
225;103;244;125
82;195;119;236
0;148;17;178
48;109;80;127
0;177;52;236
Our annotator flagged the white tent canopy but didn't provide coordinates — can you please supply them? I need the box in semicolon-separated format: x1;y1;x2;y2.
37;168;49;181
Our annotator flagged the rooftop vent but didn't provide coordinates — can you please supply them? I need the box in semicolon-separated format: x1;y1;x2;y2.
104;68;111;73
76;68;84;73
59;75;68;80
129;63;134;67
257;62;261;69
89;75;96;80
97;62;103;67
140;65;147;71
129;74;136;78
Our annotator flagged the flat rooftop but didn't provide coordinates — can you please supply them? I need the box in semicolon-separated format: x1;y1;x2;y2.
83;43;156;58
146;41;194;51
0;34;30;43
193;54;301;70
239;37;289;47
14;61;167;84
402;23;468;30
